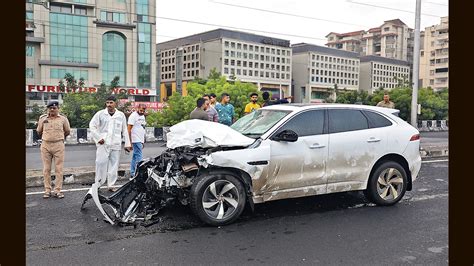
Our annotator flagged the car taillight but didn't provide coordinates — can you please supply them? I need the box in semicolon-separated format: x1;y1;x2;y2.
410;134;420;141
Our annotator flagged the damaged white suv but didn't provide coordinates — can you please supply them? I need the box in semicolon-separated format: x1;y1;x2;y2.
81;104;422;226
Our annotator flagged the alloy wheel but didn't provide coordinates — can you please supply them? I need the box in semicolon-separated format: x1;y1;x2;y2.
376;168;404;200
201;180;240;220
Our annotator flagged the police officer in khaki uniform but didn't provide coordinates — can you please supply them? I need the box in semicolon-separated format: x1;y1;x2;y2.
376;93;396;109
37;100;71;199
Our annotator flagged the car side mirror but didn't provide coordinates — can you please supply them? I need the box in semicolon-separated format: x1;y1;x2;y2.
272;130;298;142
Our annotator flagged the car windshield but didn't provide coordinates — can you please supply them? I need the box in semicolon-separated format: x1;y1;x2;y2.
231;109;291;138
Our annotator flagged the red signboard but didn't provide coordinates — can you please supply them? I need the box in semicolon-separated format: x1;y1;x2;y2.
26;85;155;96
119;99;164;111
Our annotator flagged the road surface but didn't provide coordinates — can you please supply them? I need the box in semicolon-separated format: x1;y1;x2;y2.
26;159;448;265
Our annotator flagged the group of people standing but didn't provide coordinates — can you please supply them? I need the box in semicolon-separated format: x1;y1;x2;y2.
189;91;293;126
37;96;147;198
36;90;298;198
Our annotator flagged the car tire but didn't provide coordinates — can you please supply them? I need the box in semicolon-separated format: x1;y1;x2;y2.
190;173;246;226
366;161;408;206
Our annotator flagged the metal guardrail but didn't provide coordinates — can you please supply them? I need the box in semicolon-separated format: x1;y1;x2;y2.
26;127;166;147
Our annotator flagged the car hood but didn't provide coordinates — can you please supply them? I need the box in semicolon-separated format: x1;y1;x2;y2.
166;119;256;149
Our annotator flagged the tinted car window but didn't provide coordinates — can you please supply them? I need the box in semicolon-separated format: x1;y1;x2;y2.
363;110;393;128
329;109;368;133
275;110;325;137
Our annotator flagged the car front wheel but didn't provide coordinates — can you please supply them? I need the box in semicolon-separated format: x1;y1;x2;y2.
366;161;408;206
190;173;246;226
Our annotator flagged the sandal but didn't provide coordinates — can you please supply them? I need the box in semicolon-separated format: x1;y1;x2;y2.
43;192;51;199
55;192;64;199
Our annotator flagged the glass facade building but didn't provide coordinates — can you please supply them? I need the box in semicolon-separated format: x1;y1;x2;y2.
136;0;151;87
50;13;88;63
26;0;156;108
102;32;126;85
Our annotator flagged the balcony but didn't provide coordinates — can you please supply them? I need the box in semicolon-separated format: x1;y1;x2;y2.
93;20;136;30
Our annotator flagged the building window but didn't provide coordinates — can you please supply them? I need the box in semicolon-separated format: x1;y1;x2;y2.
101;11;125;23
136;0;149;22
137;23;151;87
26;45;35;57
50;4;72;14
51;68;88;80
102;32;126;85
26;11;34;20
50;13;88;63
225;41;229;47
26;68;34;79
74;6;87;16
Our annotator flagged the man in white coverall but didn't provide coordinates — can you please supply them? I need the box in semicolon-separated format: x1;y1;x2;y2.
89;95;132;191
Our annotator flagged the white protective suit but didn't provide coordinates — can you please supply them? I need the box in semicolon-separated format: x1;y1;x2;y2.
89;109;131;187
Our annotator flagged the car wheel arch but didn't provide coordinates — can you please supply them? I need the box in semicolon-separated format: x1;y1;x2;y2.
368;154;413;191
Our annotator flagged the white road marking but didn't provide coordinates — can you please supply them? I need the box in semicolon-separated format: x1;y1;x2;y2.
422;159;448;164
25;185;122;195
407;193;448;202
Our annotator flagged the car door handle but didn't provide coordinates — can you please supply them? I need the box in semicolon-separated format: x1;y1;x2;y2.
367;137;381;143
309;143;326;149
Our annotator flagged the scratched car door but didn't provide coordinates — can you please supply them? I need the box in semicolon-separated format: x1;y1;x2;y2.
262;109;328;201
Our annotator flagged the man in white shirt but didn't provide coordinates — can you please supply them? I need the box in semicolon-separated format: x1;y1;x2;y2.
89;96;131;191
127;104;147;178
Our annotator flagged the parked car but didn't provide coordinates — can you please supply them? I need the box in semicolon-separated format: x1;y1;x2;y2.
82;104;421;226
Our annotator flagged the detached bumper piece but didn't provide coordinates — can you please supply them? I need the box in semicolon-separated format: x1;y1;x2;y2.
81;147;203;226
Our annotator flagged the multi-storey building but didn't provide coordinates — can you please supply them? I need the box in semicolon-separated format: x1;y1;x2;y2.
292;43;360;103
25;0;157;109
157;29;292;101
326;19;414;64
359;56;410;94
419;16;449;90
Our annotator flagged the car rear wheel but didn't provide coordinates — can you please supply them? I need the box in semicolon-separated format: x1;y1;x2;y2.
190;173;246;226
366;161;407;206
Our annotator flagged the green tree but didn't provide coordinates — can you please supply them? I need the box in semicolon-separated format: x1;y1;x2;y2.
26;104;44;129
147;73;259;127
61;74;129;128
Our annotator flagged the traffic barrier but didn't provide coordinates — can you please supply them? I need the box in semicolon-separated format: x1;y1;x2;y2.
86;128;94;144
420;121;429;131
77;128;88;144
417;120;448;132
65;128;78;144
155;128;164;141
428;120;439;131
26;129;33;146
163;126;170;142
145;127;157;142
440;120;448;130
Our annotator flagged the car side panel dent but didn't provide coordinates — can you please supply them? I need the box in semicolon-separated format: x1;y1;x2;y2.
203;142;271;192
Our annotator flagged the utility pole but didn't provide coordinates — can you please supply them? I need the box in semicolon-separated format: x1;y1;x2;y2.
411;0;421;127
156;51;161;101
176;47;184;95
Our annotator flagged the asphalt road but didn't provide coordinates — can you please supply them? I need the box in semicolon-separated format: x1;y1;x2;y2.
26;159;448;265
25;131;448;170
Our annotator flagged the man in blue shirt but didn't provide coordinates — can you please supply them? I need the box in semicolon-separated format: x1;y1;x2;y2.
215;92;235;126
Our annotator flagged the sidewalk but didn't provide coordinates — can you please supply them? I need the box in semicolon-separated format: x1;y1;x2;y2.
25;144;448;188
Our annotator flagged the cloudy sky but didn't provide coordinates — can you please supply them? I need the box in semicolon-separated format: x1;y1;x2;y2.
155;0;448;45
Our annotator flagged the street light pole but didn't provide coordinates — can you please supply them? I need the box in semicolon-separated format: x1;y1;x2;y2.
411;0;422;127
